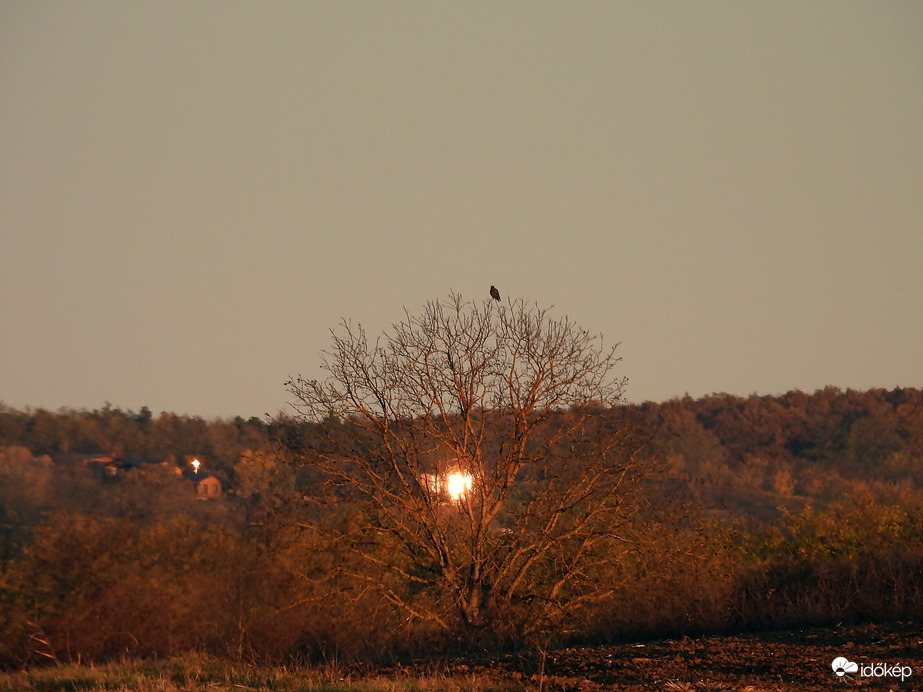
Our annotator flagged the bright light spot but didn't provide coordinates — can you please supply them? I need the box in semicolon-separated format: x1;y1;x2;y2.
192;458;201;474
446;472;471;500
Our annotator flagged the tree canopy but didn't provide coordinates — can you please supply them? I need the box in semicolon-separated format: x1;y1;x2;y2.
286;293;642;639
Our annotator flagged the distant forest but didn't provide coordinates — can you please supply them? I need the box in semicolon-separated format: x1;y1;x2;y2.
3;386;921;516
1;386;921;667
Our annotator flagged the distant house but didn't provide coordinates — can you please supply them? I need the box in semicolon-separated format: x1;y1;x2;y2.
185;472;222;499
86;455;180;478
84;455;123;477
81;453;224;498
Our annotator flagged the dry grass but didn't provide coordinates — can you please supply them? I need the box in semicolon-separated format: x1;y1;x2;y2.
0;655;515;692
2;622;919;692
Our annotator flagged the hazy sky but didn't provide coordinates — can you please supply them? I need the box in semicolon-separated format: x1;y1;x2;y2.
2;1;921;420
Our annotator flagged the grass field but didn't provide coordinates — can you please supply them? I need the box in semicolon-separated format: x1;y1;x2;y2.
1;622;919;691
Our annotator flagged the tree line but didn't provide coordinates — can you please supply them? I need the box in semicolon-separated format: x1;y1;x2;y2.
0;404;274;476
3;383;920;520
1;385;921;668
5;383;920;473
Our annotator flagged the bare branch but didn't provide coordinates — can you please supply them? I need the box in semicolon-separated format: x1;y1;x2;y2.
285;293;644;637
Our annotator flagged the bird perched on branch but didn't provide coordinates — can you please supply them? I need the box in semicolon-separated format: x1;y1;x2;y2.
490;285;501;302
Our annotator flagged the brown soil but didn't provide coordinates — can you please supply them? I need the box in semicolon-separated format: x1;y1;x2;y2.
394;622;922;691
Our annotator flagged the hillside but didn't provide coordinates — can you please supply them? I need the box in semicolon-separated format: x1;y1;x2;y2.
1;387;921;667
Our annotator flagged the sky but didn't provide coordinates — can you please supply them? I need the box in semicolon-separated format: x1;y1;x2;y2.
2;1;921;421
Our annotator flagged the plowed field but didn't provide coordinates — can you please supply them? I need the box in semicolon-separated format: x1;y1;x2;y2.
395;622;921;691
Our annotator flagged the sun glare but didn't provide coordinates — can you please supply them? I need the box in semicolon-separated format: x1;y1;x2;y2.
446;472;471;500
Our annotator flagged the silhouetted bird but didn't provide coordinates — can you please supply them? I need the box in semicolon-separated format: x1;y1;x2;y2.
490;285;501;302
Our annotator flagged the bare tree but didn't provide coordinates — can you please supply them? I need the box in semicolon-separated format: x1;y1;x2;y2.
286;293;644;641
